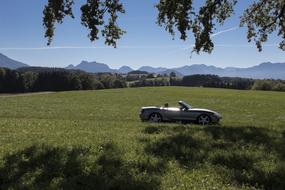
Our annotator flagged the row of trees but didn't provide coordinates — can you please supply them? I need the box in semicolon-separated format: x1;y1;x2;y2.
251;80;285;92
128;74;254;90
0;68;126;93
129;78;170;88
124;74;285;92
173;75;285;92
175;75;254;90
1;68;284;93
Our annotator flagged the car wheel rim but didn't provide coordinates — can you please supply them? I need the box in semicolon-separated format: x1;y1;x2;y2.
198;115;210;125
150;113;161;122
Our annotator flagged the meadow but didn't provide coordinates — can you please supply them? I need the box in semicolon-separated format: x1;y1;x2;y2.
0;87;284;190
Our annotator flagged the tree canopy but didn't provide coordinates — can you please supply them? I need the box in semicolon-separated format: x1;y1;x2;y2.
43;0;285;53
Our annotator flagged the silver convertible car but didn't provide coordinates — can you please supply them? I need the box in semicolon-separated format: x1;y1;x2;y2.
139;101;221;125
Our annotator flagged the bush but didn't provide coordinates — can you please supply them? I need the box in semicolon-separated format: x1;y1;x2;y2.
251;80;285;92
129;78;170;87
273;82;285;91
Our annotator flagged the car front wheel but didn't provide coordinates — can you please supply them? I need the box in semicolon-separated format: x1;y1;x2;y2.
149;113;162;123
197;114;211;125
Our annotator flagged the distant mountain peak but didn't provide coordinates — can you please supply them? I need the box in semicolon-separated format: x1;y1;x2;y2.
66;60;114;73
258;62;284;67
138;66;168;73
80;60;89;64
118;66;133;74
0;53;29;69
66;64;75;69
119;66;132;69
0;53;7;58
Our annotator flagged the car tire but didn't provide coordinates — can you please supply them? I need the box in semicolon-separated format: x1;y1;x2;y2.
197;114;211;125
149;113;162;123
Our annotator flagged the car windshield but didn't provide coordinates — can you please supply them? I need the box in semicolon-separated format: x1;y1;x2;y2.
178;101;192;110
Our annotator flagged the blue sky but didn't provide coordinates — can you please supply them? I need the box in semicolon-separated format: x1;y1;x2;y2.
0;0;284;69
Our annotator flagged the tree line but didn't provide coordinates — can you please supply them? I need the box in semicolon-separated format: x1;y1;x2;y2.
130;74;285;92
175;75;254;90
1;67;284;93
0;67;126;93
251;80;285;92
129;77;170;88
176;75;285;92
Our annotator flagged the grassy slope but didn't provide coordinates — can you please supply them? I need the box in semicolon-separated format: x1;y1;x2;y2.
0;87;284;190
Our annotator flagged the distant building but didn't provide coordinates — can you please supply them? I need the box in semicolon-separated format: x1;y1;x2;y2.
126;70;149;80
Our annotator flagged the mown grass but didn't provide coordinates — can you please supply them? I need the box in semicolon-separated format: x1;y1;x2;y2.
0;87;284;190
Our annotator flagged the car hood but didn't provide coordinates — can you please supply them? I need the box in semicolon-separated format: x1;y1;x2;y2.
190;108;214;112
141;106;159;109
142;106;179;111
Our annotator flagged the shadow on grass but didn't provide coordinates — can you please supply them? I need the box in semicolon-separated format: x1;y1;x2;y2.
143;126;162;134
144;125;285;189
0;143;164;190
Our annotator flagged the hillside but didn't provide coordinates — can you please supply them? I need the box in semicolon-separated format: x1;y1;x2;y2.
0;87;284;189
0;53;29;69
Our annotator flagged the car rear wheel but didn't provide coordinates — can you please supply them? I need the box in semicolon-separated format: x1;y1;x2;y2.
149;113;162;123
197;114;211;125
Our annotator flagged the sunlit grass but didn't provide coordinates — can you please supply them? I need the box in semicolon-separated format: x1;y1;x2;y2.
0;87;284;189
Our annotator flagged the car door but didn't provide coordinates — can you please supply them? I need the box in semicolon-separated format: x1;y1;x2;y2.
163;108;181;121
179;109;197;121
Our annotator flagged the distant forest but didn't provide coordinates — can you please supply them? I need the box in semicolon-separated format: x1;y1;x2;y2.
0;67;284;93
0;67;126;93
129;74;285;92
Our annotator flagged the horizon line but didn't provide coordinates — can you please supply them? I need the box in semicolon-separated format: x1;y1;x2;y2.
25;61;280;71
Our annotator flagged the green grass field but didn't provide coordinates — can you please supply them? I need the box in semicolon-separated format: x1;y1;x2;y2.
0;87;285;190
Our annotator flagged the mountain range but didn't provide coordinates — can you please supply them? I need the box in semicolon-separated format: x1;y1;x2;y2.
66;60;285;79
0;53;285;79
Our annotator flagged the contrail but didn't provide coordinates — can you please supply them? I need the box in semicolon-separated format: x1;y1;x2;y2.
211;26;239;38
181;26;239;50
0;42;278;52
214;44;278;47
0;46;112;50
182;43;278;50
0;45;184;51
